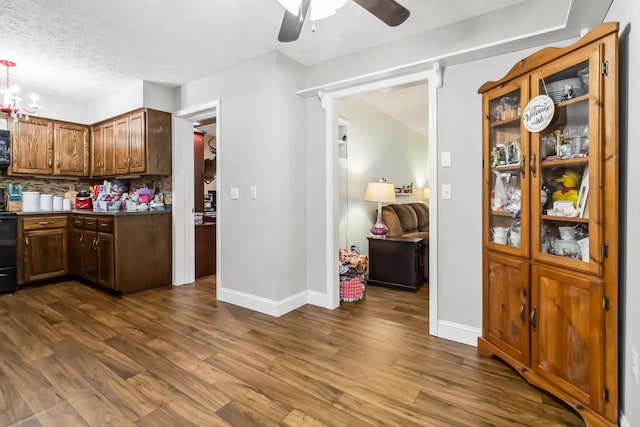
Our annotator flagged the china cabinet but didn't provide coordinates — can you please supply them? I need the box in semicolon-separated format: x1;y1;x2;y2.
478;23;618;427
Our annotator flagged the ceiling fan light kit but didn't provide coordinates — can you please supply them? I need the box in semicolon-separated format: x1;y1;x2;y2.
277;0;410;42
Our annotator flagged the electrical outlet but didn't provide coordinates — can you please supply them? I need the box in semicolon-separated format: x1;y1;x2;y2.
632;349;639;385
250;186;257;199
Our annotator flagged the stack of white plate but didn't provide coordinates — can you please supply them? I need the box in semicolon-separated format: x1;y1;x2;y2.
545;77;586;102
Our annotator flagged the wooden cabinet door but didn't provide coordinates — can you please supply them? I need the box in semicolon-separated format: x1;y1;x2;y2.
531;265;605;411
114;116;130;175
96;232;114;289
103;121;116;176
91;124;104;176
484;252;530;365
128;111;146;173
11;117;54;175
54;122;89;176
23;228;68;282
69;228;85;277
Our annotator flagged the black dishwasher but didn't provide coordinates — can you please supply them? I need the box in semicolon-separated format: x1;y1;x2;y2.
0;212;17;293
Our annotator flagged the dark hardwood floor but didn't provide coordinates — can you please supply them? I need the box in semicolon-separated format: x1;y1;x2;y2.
0;277;584;426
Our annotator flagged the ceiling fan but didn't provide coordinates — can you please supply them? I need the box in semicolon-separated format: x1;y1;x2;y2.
278;0;410;42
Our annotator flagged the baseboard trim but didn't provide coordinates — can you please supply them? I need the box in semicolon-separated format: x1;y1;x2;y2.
437;320;481;347
619;409;629;427
307;291;332;308
217;287;308;317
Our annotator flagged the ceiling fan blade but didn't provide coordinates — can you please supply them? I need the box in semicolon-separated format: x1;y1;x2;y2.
278;0;312;42
352;0;410;27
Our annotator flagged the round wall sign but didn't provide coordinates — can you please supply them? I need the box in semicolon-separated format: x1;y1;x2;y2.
522;95;555;132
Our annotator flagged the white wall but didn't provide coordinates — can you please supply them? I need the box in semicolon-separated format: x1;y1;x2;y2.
338;98;428;255
176;52;308;314
604;1;639;426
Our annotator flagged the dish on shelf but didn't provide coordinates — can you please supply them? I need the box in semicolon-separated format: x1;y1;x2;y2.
544;77;586;102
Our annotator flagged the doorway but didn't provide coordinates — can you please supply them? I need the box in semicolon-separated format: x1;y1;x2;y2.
323;70;440;336
174;100;221;293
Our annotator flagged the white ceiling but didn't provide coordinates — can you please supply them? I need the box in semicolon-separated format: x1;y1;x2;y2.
0;0;530;104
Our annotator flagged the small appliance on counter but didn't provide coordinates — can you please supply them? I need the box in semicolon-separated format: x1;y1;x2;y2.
75;190;92;209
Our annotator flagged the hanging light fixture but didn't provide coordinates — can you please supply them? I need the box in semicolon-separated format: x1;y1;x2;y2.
278;0;348;21
0;60;42;121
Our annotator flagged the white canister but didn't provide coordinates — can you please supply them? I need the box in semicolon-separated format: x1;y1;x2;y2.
63;198;72;211
40;194;53;211
22;191;40;212
53;196;63;211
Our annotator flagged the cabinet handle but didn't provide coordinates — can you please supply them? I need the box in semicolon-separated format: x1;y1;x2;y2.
519;155;526;178
93;238;98;250
25;236;29;246
38;221;51;225
519;303;526;323
530;306;537;329
529;152;537;177
79;235;83;243
101;223;108;228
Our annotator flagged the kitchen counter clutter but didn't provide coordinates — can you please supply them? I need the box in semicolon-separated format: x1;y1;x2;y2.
16;210;171;295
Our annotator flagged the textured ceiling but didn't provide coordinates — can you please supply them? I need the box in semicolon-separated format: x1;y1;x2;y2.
0;0;527;104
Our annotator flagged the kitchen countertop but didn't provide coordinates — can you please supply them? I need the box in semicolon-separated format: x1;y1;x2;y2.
14;206;172;216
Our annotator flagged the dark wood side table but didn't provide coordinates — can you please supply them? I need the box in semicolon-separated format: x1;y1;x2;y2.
367;236;424;292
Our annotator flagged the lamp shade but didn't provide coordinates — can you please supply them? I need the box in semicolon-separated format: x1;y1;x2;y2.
423;188;430;200
364;182;396;203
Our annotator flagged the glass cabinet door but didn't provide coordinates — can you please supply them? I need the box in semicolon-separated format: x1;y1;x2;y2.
530;47;603;275
484;80;529;257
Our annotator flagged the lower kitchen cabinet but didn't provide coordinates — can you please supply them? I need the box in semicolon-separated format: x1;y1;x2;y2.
70;216;115;290
69;212;170;294
20;212;171;295
19;215;68;283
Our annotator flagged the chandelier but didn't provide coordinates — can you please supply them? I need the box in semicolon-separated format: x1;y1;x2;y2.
1;60;41;121
278;0;348;21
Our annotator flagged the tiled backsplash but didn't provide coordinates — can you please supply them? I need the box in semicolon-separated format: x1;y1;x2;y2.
0;175;173;204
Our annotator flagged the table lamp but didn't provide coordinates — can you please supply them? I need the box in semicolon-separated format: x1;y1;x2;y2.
365;179;396;238
423;188;430;202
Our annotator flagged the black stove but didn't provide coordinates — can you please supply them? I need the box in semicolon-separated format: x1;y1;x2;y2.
0;211;17;293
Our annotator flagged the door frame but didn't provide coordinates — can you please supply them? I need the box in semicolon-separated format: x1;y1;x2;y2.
174;99;221;292
322;69;440;335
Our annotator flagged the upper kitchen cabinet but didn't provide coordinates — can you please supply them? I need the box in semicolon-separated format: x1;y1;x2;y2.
9;117;89;177
92;108;171;177
10;117;54;175
54;121;89;176
91;121;116;177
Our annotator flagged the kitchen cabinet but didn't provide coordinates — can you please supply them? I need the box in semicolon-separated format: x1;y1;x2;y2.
91;121;116;176
478;23;618;427
54;121;89;176
70;216;114;289
10;117;54;175
18;215;68;283
93;108;171;177
69;212;171;294
10;117;90;177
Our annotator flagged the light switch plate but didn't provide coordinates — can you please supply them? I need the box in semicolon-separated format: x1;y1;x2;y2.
230;187;239;200
441;151;452;168
250;186;257;199
441;184;452;200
